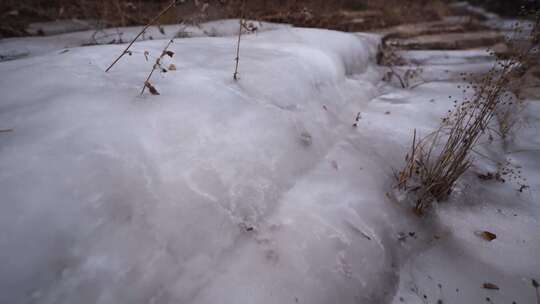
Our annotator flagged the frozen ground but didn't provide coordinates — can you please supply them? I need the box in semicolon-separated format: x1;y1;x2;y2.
0;21;539;304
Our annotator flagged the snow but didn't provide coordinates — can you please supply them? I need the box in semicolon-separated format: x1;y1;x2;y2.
0;27;389;304
450;2;499;21
0;20;290;62
1;20;539;304
26;19;99;36
397;49;496;66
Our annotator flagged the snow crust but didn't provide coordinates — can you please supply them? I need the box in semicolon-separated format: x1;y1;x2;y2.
0;28;397;304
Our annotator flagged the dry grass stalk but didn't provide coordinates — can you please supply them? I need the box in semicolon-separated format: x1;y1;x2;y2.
141;39;175;95
397;13;540;215
379;45;424;89
383;66;425;89
494;14;540;141
233;0;247;81
105;0;178;72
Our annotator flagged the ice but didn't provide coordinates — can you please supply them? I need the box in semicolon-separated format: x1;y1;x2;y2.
0;28;396;304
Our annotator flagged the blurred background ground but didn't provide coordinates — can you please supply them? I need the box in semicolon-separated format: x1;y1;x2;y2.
1;0;537;39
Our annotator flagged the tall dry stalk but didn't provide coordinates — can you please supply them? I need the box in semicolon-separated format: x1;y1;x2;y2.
105;0;178;72
233;0;247;81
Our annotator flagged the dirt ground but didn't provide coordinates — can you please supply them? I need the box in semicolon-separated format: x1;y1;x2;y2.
0;0;451;38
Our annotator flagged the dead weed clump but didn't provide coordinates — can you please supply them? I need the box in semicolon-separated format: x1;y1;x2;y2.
494;16;540;141
396;13;540;215
379;45;425;89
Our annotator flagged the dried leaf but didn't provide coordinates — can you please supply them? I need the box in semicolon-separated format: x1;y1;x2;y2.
158;26;165;35
145;82;160;95
533;279;539;288
480;231;497;241
164;50;174;58
168;64;177;70
482;283;499;290
144;50;149;61
0;128;13;133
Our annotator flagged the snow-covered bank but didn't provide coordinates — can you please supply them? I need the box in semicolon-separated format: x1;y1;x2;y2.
0;28;414;304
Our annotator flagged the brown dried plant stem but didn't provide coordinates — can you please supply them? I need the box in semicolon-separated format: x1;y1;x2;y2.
105;0;178;72
233;0;247;81
141;39;174;95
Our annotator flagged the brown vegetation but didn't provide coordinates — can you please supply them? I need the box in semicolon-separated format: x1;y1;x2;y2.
396;13;540;215
1;0;452;38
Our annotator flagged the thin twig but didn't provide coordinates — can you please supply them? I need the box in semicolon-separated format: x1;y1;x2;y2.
105;0;178;72
0;128;13;133
233;0;247;81
140;39;174;95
